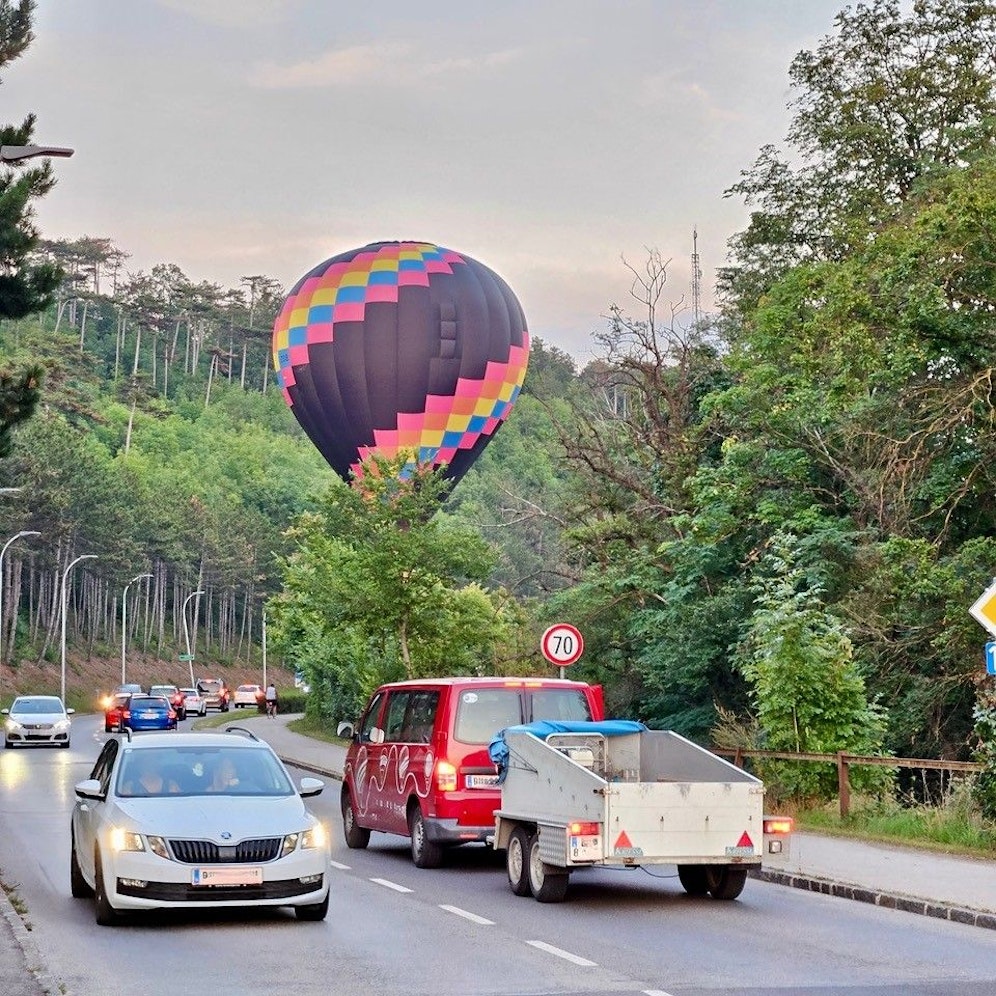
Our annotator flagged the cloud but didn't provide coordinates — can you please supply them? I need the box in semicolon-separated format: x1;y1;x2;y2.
254;40;524;89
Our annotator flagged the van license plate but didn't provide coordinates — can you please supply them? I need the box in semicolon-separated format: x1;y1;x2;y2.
465;774;499;788
191;866;263;886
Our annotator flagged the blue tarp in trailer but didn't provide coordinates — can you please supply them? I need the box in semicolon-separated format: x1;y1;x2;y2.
488;719;648;783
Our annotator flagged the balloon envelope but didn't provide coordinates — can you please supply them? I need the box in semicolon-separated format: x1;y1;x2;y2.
272;241;529;486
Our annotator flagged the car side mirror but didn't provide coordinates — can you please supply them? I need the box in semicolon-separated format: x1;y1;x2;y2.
66;708;76;715
299;777;324;798
74;779;105;801
370;727;384;745
0;709;7;716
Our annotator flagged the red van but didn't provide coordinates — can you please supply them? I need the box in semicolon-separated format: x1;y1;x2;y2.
341;676;604;868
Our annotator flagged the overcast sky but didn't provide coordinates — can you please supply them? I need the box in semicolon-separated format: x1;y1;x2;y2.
4;0;849;361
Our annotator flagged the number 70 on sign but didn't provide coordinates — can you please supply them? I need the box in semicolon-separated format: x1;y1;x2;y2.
541;623;585;667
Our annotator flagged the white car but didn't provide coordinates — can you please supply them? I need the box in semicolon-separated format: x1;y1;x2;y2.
3;695;74;749
179;687;207;717
70;731;331;925
233;684;263;709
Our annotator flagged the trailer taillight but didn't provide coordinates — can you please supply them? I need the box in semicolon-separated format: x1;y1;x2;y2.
435;760;457;792
763;817;793;835
568;821;600;836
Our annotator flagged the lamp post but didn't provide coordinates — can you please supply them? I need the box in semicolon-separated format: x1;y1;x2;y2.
121;573;152;685
0;529;39;703
61;554;97;706
181;590;205;689
0;145;74;162
262;607;267;689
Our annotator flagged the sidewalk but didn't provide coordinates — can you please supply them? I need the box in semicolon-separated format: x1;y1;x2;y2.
252;712;996;930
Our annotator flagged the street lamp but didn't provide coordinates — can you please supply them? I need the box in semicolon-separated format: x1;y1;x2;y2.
0;529;39;702
61;554;97;706
121;573;152;685
0;145;74;162
181;590;205;689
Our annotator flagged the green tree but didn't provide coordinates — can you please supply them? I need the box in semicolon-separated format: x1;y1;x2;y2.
271;457;513;724
721;0;996;317
739;537;889;800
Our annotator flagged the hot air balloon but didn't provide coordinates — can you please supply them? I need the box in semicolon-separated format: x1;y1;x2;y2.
272;241;529;487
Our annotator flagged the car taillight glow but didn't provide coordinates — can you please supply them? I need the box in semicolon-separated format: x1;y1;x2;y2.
435;760;457;792
568;821;600;836
763;817;793;835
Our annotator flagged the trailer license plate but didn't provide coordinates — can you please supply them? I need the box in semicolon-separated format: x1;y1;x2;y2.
465;774;499;788
570;834;602;860
191;866;263;887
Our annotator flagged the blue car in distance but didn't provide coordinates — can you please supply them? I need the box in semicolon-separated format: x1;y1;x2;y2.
121;695;177;732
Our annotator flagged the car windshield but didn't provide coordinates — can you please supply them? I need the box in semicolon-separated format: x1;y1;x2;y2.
180;689;198;696
116;746;294;798
199;681;222;691
150;686;176;695
11;697;63;715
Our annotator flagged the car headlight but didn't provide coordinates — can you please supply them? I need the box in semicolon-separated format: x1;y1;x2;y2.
280;832;300;857
54;719;71;731
146;835;169;859
301;823;327;850
110;828;146;852
5;720;21;732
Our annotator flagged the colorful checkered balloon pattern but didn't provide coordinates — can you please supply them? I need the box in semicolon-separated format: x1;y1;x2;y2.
272;241;529;484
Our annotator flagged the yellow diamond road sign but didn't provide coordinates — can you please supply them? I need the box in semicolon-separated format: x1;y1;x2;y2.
970;582;996;636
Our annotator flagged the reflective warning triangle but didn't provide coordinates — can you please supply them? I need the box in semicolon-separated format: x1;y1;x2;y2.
737;831;753;848
614;830;633;849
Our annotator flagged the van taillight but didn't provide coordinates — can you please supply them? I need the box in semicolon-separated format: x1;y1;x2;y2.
435;760;457;792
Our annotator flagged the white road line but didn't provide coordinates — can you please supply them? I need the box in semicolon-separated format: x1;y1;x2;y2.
329;860;350;870
439;904;495;925
369;877;413;893
526;940;597;967
644;990;677;996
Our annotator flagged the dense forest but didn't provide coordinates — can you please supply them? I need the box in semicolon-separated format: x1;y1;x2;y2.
3;0;996;809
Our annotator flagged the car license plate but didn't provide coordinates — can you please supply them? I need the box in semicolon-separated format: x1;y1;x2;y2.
141;711;157;719
191;866;263;886
569;834;602;860
465;774;499;789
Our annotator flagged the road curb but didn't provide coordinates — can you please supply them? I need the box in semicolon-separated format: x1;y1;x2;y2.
753;867;996;931
0;881;56;995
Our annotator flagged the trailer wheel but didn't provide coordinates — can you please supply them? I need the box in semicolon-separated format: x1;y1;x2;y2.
506;827;533;896
706;866;748;900
527;834;569;903
677;864;709;896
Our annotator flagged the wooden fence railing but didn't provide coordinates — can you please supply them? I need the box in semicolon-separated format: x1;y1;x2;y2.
710;747;983;817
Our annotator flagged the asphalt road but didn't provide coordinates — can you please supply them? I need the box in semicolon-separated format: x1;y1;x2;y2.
3;714;996;996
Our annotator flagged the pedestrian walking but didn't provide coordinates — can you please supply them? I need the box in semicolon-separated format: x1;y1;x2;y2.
265;681;278;718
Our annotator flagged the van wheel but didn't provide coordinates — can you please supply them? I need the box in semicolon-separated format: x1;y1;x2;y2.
506;827;533;896
341;788;370;849
527;834;568;902
706;866;748;900
408;806;443;869
678;864;709;895
70;827;92;898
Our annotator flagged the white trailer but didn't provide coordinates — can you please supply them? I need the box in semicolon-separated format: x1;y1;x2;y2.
492;724;790;903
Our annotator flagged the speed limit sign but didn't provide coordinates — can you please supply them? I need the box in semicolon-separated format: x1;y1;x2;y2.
541;623;585;667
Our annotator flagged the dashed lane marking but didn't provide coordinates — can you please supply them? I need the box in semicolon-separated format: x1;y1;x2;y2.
370;877;413;893
526;940;597;967
439;904;495;925
329;860;350;870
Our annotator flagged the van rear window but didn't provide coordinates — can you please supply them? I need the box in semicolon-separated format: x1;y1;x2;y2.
454;690;523;744
529;688;593;724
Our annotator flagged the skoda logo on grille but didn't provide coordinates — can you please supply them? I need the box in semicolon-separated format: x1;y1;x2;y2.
220;831;232;840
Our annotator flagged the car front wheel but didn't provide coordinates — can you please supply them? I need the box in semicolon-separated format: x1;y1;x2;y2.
295;890;330;921
70;828;92;898
93;849;119;926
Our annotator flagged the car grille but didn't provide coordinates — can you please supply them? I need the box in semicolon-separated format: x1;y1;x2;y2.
168;837;283;864
23;723;53;730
